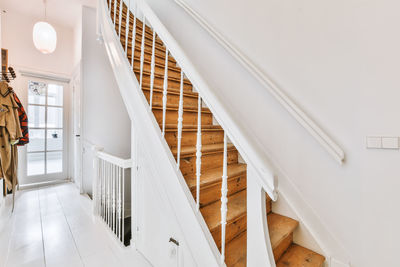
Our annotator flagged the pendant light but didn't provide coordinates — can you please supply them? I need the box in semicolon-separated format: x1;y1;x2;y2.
33;0;57;54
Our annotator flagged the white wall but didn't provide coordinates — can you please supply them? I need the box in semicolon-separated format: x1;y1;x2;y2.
143;0;400;266
81;6;131;194
1;9;74;76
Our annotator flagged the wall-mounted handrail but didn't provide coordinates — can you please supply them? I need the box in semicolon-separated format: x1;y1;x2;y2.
174;0;345;165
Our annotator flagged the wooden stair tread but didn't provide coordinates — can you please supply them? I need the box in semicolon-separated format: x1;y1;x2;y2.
201;189;246;232
268;213;299;250
172;142;235;157
277;244;325;267
135;69;192;85
142;86;197;97
151;105;211;114
164;124;222;131
225;230;246;267
185;163;246;190
132;56;182;73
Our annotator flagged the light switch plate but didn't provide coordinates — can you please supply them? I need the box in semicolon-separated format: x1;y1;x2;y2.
366;136;382;149
381;137;399;149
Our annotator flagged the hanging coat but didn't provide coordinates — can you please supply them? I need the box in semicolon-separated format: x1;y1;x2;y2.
0;81;22;190
13;92;29;146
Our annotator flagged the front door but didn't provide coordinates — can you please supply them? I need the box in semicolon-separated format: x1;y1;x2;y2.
19;76;68;185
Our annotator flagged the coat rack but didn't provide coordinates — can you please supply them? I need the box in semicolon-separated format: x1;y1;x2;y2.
1;67;16;82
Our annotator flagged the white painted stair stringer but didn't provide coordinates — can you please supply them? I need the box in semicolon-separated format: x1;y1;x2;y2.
98;1;222;266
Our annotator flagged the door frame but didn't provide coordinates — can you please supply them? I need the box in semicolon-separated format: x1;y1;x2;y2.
17;71;71;186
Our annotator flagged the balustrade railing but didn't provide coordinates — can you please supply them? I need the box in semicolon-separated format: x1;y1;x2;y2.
106;0;234;262
93;149;132;246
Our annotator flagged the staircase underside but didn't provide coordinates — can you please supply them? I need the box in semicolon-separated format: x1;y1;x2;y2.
107;0;325;266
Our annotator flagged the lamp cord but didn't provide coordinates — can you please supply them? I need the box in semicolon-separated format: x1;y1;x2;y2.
44;0;47;21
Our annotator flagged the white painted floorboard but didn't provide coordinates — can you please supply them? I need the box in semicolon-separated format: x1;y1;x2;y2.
0;183;152;267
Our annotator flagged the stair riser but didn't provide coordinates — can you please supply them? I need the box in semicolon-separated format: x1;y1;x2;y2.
273;232;293;261
143;90;198;110
212;215;246;250
119;33;165;54
134;60;181;80
152;109;213;126
126;36;166;57
190;174;247;207
179;150;238;177
136;73;193;91
117;25;165;48
266;198;272;214
110;7;154;35
128;50;176;68
165;129;224;147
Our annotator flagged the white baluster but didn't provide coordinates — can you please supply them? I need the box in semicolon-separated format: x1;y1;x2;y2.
149;30;156;109
124;0;131;53
139;18;146;89
220;132;228;264
122;168;125;245
113;0;117;26
104;161;107;220
162;48;169;137
106;162;109;225
93;155;98;215
108;162;111;227
118;166;121;241
130;4;137;66
118;0;123;37
113;164;116;234
176;70;184;168
196;95;202;210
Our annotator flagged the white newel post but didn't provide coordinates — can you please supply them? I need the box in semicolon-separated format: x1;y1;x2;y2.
247;165;276;267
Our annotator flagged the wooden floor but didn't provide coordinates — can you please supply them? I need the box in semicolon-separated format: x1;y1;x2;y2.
0;183;151;267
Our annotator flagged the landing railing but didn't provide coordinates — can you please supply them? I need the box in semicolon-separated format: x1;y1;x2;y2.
93;150;132;246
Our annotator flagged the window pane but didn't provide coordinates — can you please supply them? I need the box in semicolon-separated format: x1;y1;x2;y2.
28;105;45;128
47;151;62;173
27;129;45;152
27;153;45;176
28;81;46;105
47;84;63;106
47;107;63;128
47;130;63;151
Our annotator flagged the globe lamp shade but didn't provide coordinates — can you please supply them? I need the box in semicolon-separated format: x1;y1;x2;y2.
33;21;57;54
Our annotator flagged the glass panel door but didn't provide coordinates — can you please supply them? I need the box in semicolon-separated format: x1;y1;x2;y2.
26;80;65;179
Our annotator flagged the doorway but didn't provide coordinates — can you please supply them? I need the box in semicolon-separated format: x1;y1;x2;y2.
19;76;69;185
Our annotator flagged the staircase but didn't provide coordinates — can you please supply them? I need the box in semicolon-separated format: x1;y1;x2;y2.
107;0;325;266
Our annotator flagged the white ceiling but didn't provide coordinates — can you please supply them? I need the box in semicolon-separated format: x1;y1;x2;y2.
0;0;97;29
